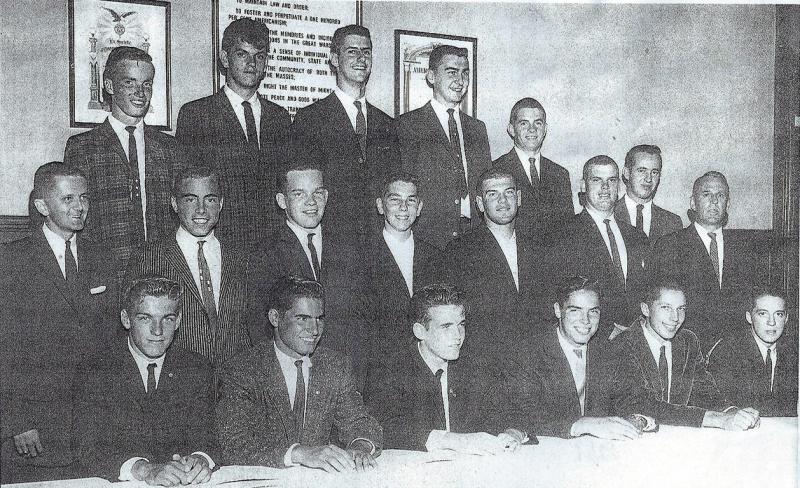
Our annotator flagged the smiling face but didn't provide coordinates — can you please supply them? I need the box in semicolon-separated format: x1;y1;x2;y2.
691;175;730;229
171;176;222;237
427;54;470;107
106;59;154;125
122;295;181;359
509;107;547;154
624;152;662;203
221;39;267;94
476;175;520;227
331;34;372;87
34;175;89;240
414;304;466;362
554;289;601;346
270;296;325;358
582;162;619;215
747;295;787;345
642;288;687;341
277;169;328;229
377;180;422;233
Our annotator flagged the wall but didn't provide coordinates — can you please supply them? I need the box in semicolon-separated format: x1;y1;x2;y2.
0;1;776;229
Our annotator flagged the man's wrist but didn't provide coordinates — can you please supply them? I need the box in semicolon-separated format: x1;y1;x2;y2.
131;459;152;481
347;438;375;455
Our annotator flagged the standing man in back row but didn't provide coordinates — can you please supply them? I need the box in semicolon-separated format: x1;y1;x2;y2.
398;45;492;250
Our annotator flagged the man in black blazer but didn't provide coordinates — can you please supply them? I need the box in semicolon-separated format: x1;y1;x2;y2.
366;172;442;362
364;283;526;452
0;163;118;484
648;171;768;351
72;276;216;484
547;156;648;340
614;144;682;240
441;168;550;359
292;25;399;244
493;97;573;236
708;287;798;417
176;19;291;246
127;166;259;367
398;45;492;250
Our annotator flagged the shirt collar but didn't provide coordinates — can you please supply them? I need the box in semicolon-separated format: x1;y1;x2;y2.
108;114;143;136
487;225;516;243
430;97;459;118
641;320;671;348
224;85;260;107
750;328;776;358
417;341;448;375
693;221;724;240
334;87;366;109
42;222;75;250
556;327;587;356
624;194;651;213
514;145;540;163
175;225;217;247
585;205;616;227
285;218;321;243
273;340;311;366
127;336;167;369
382;227;414;246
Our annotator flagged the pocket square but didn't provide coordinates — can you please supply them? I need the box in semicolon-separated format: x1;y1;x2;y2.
90;285;107;295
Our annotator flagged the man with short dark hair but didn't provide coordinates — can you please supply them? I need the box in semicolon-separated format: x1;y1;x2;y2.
176;18;291;245
72;276;217;484
292;24;399;244
217;276;382;471
614;144;682;239
127;166;259;366
0;162;118;484
493;97;573;236
65;46;186;274
398;45;492;250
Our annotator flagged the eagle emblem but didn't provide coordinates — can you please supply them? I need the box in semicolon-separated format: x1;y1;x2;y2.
102;7;136;37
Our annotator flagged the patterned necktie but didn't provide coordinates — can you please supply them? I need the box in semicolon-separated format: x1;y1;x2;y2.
125;126;145;241
64;239;78;284
528;157;539;183
573;349;586;415
603;219;626;288
146;363;157;396
293;359;306;429
307;233;321;280
708;232;721;288
636;204;644;232
658;345;669;402
446;108;467;198
197;241;220;330
354;100;367;159
242;100;259;151
765;348;774;394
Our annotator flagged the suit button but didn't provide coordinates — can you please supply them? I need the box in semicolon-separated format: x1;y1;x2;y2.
452;231;458;237
454;199;459;205
358;157;364;164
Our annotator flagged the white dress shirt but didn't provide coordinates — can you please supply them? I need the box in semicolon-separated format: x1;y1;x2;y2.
285;219;322;280
175;226;222;309
487;227;519;291
334;88;367;132
623;194;653;236
430;98;470;219
224;85;262;144
751;330;777;390
641;322;673;402
382;228;415;296
108;115;148;238
418;342;451;451
585;207;628;279
41;223;78;279
556;327;587;416
693;222;725;286
514;146;540;185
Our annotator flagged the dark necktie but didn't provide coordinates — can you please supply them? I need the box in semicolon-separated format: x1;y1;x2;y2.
294;359;306;428
635;204;644;232
146;363;157;396
125;126;145;241
64;239;77;284
197;241;220;330
765;348;773;394
708;232;720;288
434;369;446;428
528;157;539;184
354;100;367;159
658;345;669;402
603;218;626;288
307;233;321;280
242;100;259;151
446;108;467;198
573;349;586;415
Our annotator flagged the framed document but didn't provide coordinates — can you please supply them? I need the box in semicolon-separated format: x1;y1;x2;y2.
213;0;360;116
394;30;478;117
68;0;171;129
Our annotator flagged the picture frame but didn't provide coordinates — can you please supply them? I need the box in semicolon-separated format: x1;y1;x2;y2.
68;0;171;129
394;30;478;117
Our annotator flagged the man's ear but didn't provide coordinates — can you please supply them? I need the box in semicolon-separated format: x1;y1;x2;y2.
580;179;587;194
507;123;515;140
219;197;224;212
553;302;562;320
170;196;178;214
33;199;49;217
268;309;281;329
220;49;230;70
103;78;114;96
376;197;385;216
121;309;131;331
516;189;522;208
276;192;287;210
416;199;424;217
689;195;697;212
476;195;485;214
745;310;753;325
641;302;650;318
412;322;427;341
330;52;340;71
174;311;182;330
425;69;435;86
622;165;631;182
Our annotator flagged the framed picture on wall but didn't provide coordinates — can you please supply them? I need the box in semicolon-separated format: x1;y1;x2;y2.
394;30;478;117
68;0;171;129
213;0;362;117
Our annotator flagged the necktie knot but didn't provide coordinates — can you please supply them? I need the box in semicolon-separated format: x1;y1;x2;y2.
447;108;455;116
147;363;157;372
353;100;362;111
146;362;157;395
573;348;583;359
125;125;136;135
708;232;717;240
241;100;250;109
636;204;644;211
65;239;72;250
435;368;444;381
307;232;315;245
198;239;206;249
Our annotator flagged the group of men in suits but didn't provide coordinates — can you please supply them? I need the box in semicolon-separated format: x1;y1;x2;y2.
1;17;796;486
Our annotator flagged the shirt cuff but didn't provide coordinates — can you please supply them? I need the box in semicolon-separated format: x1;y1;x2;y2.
119;457;148;481
347;437;376;455
284;443;300;467
425;430;447;451
190;451;215;469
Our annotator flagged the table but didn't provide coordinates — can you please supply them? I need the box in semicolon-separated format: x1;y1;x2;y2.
6;417;797;488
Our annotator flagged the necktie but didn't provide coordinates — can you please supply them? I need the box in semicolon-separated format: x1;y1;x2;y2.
765;348;773;394
307;233;321;280
708;232;721;287
354;100;367;159
64;239;77;284
434;369;446;428
573;349;586;415
635;204;644;232
603;219;626;288
528;157;539;184
446;108;468;197
293;359;306;428
242;100;259;151
197;241;220;329
658;345;669;402
125;126;145;241
146;363;157;396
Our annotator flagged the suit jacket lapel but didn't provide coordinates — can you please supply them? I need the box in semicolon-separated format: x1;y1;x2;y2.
215;90;248;143
378;234;411;298
328;94;359;140
420;102;458;164
543;331;582;416
280;223;315;279
509;150;534;191
164;239;205;306
262;346;297;442
98;118;129;163
32;229;80;313
631;325;663;391
579;210;616;272
685;226;718;282
218;242;240;314
670;333;692;403
481;227;518;295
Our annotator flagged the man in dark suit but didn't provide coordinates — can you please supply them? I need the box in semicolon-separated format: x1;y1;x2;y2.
648;171;768;351
217;276;382;471
64;46;186;274
548;156;648;340
614;144;682;240
292;25;399;244
176;19;291;246
493;97;573;236
441;168;550;358
127;166;259;367
612;280;761;429
366;172;442;362
708;286;798;417
364;283;526;452
398;45;492;250
72;276;216;484
0;163;118;484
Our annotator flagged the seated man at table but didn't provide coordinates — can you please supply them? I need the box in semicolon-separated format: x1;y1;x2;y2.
611;280;761;429
708;286;798;417
72;276;216;485
363;283;527;453
217;276;382;472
